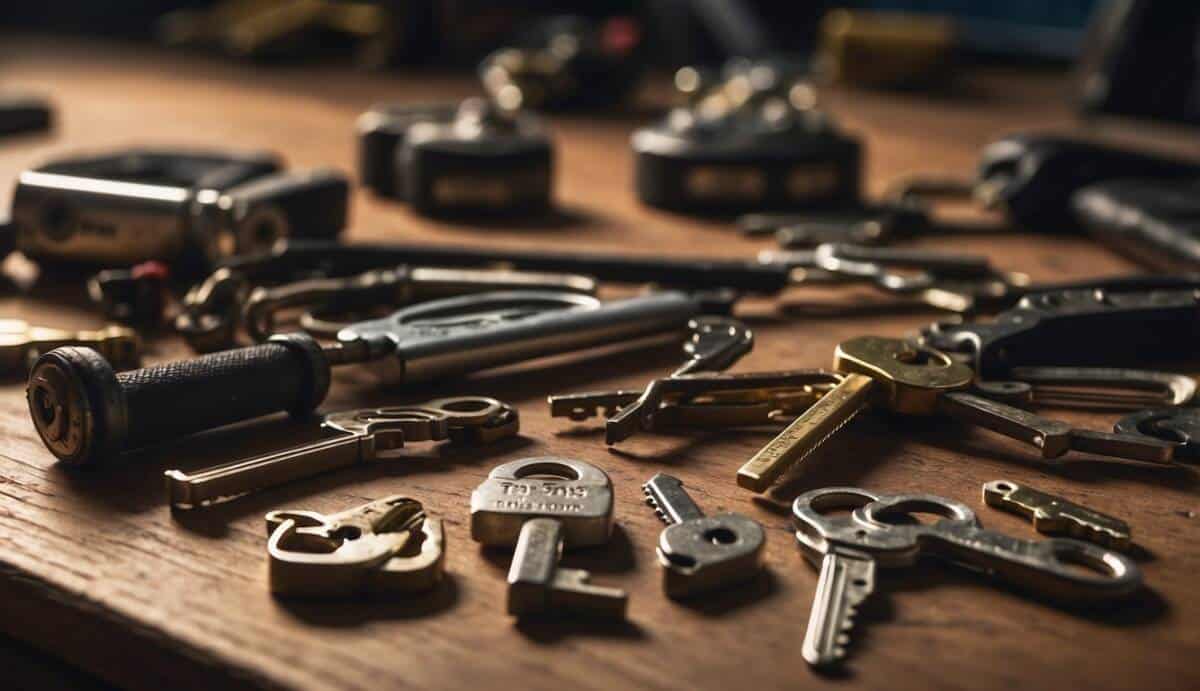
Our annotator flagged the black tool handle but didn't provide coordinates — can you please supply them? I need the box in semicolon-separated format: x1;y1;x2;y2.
27;334;331;466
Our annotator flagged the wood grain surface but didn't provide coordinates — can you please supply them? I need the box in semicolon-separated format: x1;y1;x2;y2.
2;36;1199;691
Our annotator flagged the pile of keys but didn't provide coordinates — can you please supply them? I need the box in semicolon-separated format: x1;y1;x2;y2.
12;45;1200;681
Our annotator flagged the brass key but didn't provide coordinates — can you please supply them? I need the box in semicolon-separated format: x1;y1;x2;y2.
167;397;516;509
737;336;1177;492
0;319;139;371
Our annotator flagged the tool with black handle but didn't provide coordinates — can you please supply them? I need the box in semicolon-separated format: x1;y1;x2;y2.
28;290;712;467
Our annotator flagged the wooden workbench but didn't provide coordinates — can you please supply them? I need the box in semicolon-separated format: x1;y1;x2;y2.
1;36;1198;691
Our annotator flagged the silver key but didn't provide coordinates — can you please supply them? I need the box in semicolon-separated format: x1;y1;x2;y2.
469;456;614;547
470;457;627;618
792;488;880;668
792;487;1142;669
507;518;628;618
642;473;765;598
803;547;876;668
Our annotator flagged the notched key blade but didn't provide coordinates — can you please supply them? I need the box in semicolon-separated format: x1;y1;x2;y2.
983;479;1132;550
642;472;705;526
803;548;877;668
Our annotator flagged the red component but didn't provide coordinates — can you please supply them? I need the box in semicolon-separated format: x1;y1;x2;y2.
131;260;169;282
600;16;641;57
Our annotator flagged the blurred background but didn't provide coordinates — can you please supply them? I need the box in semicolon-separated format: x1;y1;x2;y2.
3;1;1196;125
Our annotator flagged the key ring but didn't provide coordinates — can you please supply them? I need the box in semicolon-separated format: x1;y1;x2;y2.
322;397;506;447
793;487;1141;601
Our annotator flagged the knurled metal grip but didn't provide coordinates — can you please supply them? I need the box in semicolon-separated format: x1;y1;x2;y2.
26;333;331;467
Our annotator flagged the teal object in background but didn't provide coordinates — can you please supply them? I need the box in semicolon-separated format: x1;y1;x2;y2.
845;0;1102;58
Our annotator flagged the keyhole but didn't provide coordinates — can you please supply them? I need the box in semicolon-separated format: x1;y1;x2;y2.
704;527;737;545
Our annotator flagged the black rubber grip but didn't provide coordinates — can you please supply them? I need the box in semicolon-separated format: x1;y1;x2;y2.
117;335;330;449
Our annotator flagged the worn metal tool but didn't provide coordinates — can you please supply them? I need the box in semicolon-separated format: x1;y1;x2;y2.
1115;407;1200;460
241;265;597;343
974;367;1195;410
1;320;139;373
15;154;345;272
166;397;516;509
983;480;1132;550
471;457;626;618
737;336;1178;492
794;487;1142;668
266;495;445;597
922;288;1200;379
203;239;801;297
548;317;753;444
551;369;841;433
643;473;765;599
31;289;710;467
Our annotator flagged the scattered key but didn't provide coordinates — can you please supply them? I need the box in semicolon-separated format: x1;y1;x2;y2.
471;457;626;618
983;480;1132;550
266;495;445;597
737;336;1177;492
2;319;139;372
551;369;840;435
470;456;614;547
602;317;753;444
802;545;876;668
793;487;1142;668
642;473;765;598
166;397;517;509
507;518;628;618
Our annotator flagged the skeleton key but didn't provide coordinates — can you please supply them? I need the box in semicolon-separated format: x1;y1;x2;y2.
642;473;765;598
167;397;515;509
266;495;445;597
737;336;1177;492
551;369;841;432
470;457;627;617
983;480;1132;550
793;487;1141;668
0;319;139;372
603;317;753;443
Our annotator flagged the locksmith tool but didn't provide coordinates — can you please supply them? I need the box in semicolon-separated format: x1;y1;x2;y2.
178;241;596;352
29;289;717;466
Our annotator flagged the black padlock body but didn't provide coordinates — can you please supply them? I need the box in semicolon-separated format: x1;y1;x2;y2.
977;133;1200;233
633;112;861;214
402;115;553;217
36;148;283;190
219;168;349;252
13;148;284;270
356;103;458;197
921;289;1200;379
1073;177;1200;272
